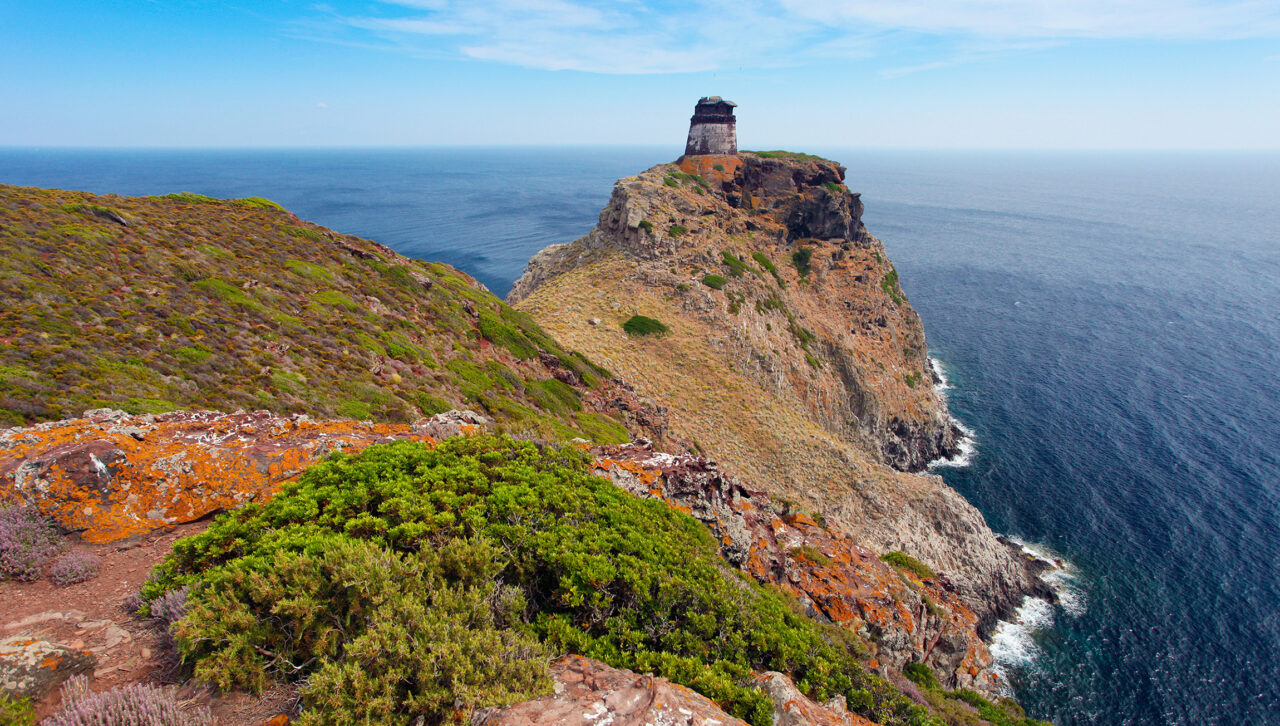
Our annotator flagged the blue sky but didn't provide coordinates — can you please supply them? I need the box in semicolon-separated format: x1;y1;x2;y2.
2;0;1278;149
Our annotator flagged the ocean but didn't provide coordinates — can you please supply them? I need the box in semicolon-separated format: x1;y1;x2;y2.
2;147;1278;725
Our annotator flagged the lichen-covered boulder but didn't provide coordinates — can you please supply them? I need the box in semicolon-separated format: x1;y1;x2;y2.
0;409;488;543
0;636;95;700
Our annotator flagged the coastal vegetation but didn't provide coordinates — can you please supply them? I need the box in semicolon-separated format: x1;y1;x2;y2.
0;184;632;444
621;314;669;336
140;436;938;726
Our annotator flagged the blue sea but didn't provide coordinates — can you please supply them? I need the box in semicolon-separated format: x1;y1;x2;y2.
2;147;1278;725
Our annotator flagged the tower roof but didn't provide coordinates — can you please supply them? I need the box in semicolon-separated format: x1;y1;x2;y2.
698;96;737;107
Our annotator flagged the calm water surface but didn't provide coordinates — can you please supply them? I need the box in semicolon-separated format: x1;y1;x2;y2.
3;147;1278;725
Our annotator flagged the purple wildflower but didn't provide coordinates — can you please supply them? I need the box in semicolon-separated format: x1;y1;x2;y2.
44;675;215;726
0;505;63;581
49;551;102;586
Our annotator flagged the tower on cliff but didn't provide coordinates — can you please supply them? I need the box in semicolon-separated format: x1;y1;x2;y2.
684;96;738;156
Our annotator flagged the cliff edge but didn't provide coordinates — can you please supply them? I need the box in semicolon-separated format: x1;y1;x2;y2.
509;152;1048;634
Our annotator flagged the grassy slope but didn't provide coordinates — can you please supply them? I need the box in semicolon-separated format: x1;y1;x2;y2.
0;185;627;443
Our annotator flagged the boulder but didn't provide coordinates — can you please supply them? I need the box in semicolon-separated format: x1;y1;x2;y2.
0;636;95;700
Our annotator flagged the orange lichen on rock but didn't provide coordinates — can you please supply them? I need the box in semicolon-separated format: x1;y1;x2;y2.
0;408;487;543
592;441;1000;695
678;153;744;184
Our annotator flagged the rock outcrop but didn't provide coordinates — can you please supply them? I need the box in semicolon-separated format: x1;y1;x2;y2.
594;442;1007;693
508;152;1046;631
0;408;486;542
0;636;95;700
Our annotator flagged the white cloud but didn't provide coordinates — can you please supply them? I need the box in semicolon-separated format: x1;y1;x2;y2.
781;0;1280;40
316;0;1280;74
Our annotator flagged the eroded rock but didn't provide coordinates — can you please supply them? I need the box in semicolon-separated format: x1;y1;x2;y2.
0;636;95;700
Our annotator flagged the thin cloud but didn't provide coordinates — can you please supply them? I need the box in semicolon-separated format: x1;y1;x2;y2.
307;0;1280;74
782;0;1280;40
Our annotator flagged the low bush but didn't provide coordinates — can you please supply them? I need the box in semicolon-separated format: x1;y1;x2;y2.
668;224;689;238
882;269;905;305
638;220;653;234
622;315;669;337
0;694;35;726
701;274;727;290
788;545;833;567
721;251;751;277
49;551;101;586
232;196;286;212
0;506;63;581
791;248;813;277
880;551;936;580
43;675;214;726
751;252;785;286
142;437;934;726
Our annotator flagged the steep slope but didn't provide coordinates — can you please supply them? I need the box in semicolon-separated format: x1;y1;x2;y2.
510;153;1047;630
0;185;655;444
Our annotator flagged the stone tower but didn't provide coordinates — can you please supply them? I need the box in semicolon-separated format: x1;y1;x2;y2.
684;96;737;156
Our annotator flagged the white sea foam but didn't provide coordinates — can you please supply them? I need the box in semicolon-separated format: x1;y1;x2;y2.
927;356;977;469
990;539;1088;687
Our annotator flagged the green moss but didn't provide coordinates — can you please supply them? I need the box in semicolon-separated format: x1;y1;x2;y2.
880;552;935;580
622;315;669;337
144;437;934;726
701;274;727;290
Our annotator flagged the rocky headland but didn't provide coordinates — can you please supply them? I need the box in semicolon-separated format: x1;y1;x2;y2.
510;152;1050;635
0;165;1052;726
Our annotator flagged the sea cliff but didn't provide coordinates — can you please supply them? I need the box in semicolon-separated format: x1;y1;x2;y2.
510;151;1051;650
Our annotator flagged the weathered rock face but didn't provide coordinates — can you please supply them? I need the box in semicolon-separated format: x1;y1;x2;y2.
507;152;1044;632
0;408;486;543
508;152;959;474
475;655;750;726
593;442;1014;694
0;636;96;700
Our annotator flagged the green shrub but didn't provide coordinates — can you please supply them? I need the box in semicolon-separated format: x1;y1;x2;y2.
880;551;936;580
414;394;453;416
281;226;326;243
788;545;833;567
312;290;358;312
881;269;905;305
162;192;219;204
638;220;654;234
713;163;725;172
195;278;264;312
663;176;679;187
822;181;843;194
903;662;941;691
904;371;922;388
285;260;335;281
0;693;36;726
477;309;539;359
573;412;631;444
791;248;813;277
702;274;727;290
524;378;582;416
143;437;934;726
751;252;785;286
721;251;751;277
668;224;689;238
232;197;286;212
749;150;830;163
622;315;669;337
174;346;213;364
